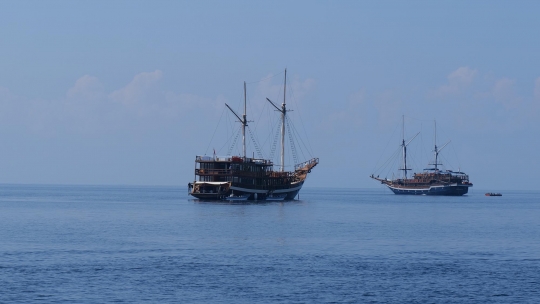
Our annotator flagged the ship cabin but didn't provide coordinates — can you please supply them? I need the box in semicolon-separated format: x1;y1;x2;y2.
409;169;471;185
194;155;271;182
193;155;294;188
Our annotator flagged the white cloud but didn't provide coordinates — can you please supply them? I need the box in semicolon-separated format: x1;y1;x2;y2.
431;66;478;98
66;75;105;101
0;70;223;135
448;66;477;86
109;70;163;105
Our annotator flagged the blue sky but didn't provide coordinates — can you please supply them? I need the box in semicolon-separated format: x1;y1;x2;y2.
0;1;539;190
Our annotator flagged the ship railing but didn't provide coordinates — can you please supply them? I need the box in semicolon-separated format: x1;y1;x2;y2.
196;155;215;162
251;159;273;165
237;157;273;165
195;169;232;175
195;155;274;165
196;155;233;162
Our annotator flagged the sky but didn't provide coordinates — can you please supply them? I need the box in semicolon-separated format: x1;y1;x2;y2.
0;1;539;190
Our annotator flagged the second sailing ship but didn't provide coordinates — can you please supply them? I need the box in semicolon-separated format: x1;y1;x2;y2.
371;117;473;196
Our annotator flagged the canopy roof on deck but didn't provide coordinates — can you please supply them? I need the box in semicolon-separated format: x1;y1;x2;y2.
192;182;229;185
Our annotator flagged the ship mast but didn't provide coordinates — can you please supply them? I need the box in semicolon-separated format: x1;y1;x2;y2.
429;120;450;171
225;81;248;158
243;81;247;158
400;115;410;179
280;69;287;172
399;115;419;179
434;120;438;170
266;69;288;172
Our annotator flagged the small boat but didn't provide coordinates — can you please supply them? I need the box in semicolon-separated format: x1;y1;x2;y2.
265;193;287;201
485;193;502;196
225;193;250;201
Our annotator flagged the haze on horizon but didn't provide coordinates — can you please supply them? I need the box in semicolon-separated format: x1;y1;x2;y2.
0;1;539;190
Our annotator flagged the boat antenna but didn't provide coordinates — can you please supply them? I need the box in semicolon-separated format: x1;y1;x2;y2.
225;81;249;158
266;68;288;172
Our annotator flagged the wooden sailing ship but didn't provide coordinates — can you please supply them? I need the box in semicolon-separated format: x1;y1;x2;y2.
371;117;472;196
188;70;318;201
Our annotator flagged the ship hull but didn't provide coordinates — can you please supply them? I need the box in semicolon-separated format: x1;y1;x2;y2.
229;181;303;200
386;184;470;196
189;181;304;201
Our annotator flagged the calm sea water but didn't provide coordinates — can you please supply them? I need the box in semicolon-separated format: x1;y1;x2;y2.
1;184;539;303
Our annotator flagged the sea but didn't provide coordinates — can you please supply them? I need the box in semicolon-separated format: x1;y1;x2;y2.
1;184;539;303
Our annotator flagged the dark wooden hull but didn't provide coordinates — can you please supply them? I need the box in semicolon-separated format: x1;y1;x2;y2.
387;184;470;196
189;181;304;201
